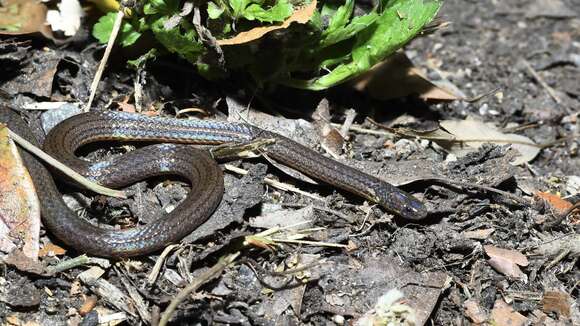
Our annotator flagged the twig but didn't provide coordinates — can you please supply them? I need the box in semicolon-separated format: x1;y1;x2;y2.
428;177;529;206
268;238;348;248
7;128;126;198
279;203;354;222
147;244;180;285
85;10;125;112
46;254;110;275
520;59;562;105
159;252;240;326
224;164;325;202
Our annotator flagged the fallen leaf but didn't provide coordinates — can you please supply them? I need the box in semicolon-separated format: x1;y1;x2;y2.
484;245;528;279
463;299;488;324
487;256;526;279
484;245;528;266
38;242;67;257
312;98;344;159
217;0;317;46
3;249;44;275
353;52;463;101
439;117;540;165
0;125;40;261
535;191;574;215
542;290;571;317
46;0;83;37
490;299;528;326
462;228;495;240
0;0;52;38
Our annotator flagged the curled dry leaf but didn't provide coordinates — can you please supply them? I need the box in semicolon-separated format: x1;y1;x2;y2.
0;125;40;261
217;0;317;46
0;0;52;38
439;117;540;165
353;52;463;101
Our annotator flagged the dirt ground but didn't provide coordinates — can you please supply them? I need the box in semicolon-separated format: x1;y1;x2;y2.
1;0;579;325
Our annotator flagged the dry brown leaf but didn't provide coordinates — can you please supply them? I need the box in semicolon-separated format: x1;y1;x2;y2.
535;191;574;216
0;125;40;261
462;228;495;240
3;249;44;275
312;98;344;158
542;290;571;317
353;52;462;101
38;242;67;257
487;256;526;279
217;0;317;46
0;0;52;38
439;117;540;165
491;299;528;326
484;245;529;266
463;299;488;324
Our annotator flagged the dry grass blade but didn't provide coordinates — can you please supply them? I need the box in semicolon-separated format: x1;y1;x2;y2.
8;128;126;198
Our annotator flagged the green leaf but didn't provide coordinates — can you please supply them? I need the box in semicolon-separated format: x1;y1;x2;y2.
229;0;252;18
283;0;442;90
320;12;379;47
243;0;293;22
143;0;180;15
127;48;158;70
324;0;354;34
207;2;225;19
150;18;204;63
92;12;142;47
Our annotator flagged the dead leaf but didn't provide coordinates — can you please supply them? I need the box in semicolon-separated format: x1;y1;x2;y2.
487;256;526;279
491;299;528;326
38;242;67;257
484;245;528;266
312;98;344;158
0;0;52;38
217;0;317;46
0;125;40;261
353;52;463;101
535;191;574;215
484;245;528;279
462;228;494;240
3;249;44;275
542;290;571;317
463;299;488;324
439;117;540;165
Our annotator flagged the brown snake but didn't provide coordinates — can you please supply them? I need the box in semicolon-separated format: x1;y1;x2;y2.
1;108;427;257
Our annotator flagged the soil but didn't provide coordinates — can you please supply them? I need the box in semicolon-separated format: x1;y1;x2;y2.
1;0;579;325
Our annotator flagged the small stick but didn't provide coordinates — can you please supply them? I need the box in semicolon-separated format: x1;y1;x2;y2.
158;252;240;326
85;10;125;112
429;177;529;206
520;59;562;105
224;164;325;202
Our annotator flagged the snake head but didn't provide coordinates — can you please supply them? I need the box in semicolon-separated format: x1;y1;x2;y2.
374;185;428;220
